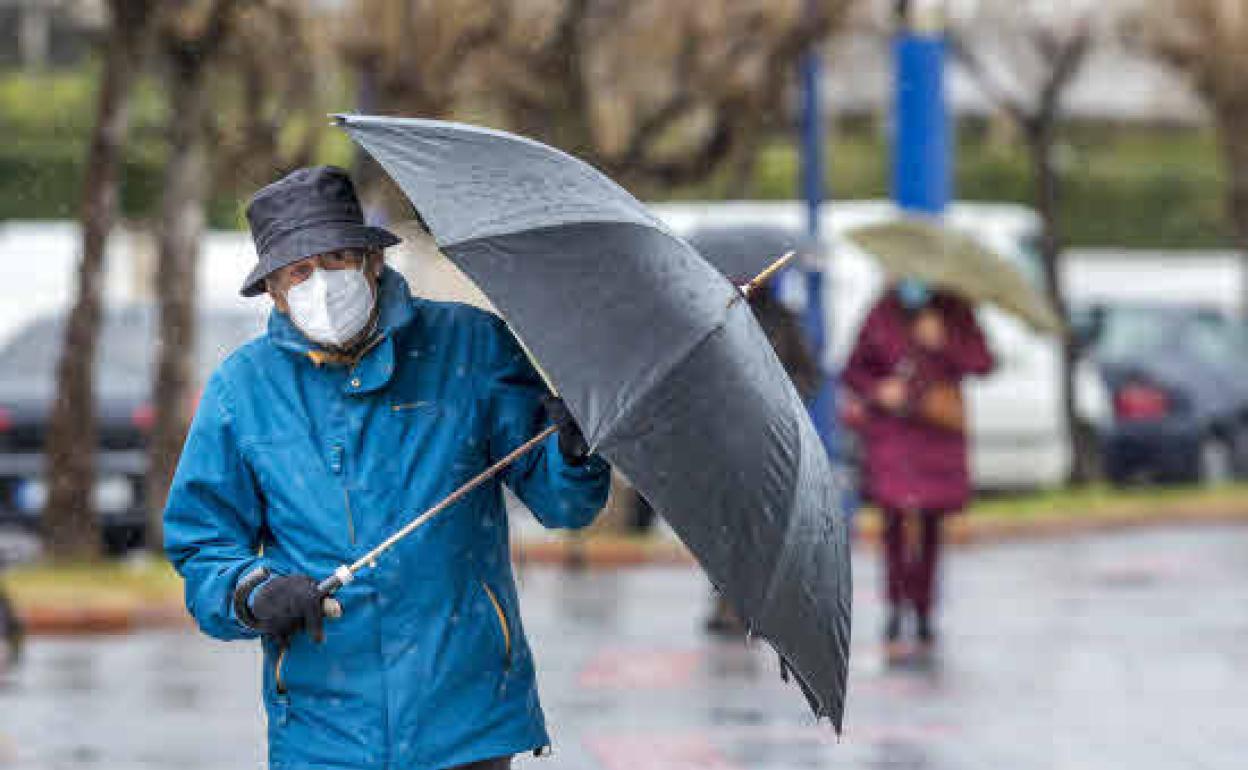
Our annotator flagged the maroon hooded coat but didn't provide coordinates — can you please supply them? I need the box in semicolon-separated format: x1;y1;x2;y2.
842;291;994;514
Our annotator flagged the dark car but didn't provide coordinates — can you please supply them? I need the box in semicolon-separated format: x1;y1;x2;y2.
0;305;265;551
1079;304;1248;485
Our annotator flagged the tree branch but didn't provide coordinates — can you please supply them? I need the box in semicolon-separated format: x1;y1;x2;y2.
949;31;1031;124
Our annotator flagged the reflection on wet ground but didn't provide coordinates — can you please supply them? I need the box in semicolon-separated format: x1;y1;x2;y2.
3;525;1247;769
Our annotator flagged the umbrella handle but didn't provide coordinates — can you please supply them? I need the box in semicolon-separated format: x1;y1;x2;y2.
316;568;352;619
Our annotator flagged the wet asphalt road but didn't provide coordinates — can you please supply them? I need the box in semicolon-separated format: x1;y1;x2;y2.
2;524;1246;770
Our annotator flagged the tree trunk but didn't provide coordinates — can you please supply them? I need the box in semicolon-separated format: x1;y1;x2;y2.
1214;109;1248;315
351;59;387;220
43;1;148;561
1027;126;1097;484
146;57;211;551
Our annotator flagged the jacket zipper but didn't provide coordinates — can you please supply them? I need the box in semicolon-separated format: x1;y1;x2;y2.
480;581;512;670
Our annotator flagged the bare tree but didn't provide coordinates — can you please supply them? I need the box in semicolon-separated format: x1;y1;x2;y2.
332;0;514;213
1136;0;1248;310
486;0;854;195
334;0;854;198
210;0;324;194
949;1;1099;482
144;0;322;551
43;0;153;561
336;0;512;118
144;0;243;549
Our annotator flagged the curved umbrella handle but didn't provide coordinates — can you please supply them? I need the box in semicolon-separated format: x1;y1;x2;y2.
316;568;352;619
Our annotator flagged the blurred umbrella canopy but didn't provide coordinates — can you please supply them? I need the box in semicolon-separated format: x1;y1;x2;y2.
846;218;1064;334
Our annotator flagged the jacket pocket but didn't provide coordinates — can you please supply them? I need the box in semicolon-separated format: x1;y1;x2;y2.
480;580;512;672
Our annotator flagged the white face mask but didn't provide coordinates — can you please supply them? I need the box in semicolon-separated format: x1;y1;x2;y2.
285;264;376;348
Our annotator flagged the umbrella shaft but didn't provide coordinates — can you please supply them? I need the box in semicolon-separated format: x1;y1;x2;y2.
329;423;560;590
740;251;796;298
321;251;792;599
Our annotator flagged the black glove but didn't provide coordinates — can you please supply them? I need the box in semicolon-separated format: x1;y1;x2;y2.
542;394;590;466
236;573;326;644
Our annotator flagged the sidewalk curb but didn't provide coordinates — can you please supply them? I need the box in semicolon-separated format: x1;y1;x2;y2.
15;504;1248;636
936;506;1248;546
17;602;193;635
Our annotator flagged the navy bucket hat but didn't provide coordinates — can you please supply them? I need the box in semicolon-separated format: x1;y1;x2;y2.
240;165;401;296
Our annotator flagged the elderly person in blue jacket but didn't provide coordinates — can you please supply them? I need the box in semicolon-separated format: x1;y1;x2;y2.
164;166;611;770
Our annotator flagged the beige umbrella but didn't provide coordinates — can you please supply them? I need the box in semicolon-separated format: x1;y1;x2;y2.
846;218;1064;335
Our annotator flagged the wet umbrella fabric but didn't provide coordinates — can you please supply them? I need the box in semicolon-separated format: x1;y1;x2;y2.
686;225;805;284
337;115;851;729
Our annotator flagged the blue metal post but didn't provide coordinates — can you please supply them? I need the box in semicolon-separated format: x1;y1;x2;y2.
798;12;856;520
893;7;951;215
799;41;827;358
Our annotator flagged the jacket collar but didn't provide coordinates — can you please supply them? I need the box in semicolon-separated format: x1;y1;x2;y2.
266;267;417;393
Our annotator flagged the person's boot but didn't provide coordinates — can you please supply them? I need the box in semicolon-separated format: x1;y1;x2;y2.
883;604;905;662
915;610;937;656
705;594;746;637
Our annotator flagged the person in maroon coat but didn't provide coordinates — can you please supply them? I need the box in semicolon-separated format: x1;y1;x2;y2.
842;279;994;655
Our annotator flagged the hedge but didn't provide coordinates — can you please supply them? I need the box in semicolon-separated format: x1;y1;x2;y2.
0;70;1236;247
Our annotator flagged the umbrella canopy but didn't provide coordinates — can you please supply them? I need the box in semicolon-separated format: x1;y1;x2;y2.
847;218;1064;334
686;225;805;284
337;115;851;729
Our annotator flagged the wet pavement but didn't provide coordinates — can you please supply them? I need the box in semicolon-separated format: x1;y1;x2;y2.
3;524;1247;770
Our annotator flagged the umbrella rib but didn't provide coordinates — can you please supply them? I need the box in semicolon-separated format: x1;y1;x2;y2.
593;298;737;451
438;215;678;258
752;419;851;725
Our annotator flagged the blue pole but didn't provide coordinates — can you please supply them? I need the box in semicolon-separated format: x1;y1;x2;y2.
799;44;827;356
893;10;951;215
798;17;856;520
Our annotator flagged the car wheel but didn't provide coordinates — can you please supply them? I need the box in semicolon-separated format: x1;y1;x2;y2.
1198;434;1235;486
0;588;22;671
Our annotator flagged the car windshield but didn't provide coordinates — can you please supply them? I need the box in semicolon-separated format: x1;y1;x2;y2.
1092;307;1247;365
0;308;264;384
1186;314;1248;367
1093;308;1175;360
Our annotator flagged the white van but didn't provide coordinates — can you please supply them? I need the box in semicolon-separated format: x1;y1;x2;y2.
653;201;1109;491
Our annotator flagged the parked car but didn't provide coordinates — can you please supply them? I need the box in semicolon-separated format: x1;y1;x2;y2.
654;201;1110;491
1077;304;1248;485
0;305;265;551
0;527;29;671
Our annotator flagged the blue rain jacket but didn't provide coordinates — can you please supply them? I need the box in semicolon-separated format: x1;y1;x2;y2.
164;268;610;770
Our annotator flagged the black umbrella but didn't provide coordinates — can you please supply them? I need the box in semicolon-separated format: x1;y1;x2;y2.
333;115;852;729
686;224;806;284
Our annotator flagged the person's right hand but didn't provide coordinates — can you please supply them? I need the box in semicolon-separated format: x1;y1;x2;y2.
875;377;908;413
247;574;327;644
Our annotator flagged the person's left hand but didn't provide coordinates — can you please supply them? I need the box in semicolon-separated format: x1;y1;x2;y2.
542;395;590;465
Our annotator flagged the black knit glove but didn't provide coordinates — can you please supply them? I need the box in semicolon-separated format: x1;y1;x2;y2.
542;394;590;466
236;573;326;644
